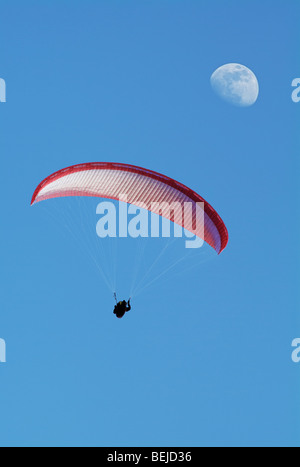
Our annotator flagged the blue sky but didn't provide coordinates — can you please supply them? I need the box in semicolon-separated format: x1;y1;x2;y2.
0;0;299;447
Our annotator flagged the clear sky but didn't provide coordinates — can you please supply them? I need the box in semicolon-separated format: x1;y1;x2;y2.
0;0;299;447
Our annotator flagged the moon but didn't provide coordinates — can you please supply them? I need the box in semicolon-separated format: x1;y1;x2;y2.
210;63;259;107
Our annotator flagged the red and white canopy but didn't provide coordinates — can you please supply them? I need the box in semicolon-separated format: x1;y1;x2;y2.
31;162;228;254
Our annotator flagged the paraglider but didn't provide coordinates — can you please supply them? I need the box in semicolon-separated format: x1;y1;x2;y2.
113;294;131;319
31;162;229;315
31;162;228;254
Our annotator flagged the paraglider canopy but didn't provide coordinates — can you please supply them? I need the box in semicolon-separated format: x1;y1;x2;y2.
31;162;228;254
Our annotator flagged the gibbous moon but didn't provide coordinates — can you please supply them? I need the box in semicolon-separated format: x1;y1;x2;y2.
210;63;259;107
